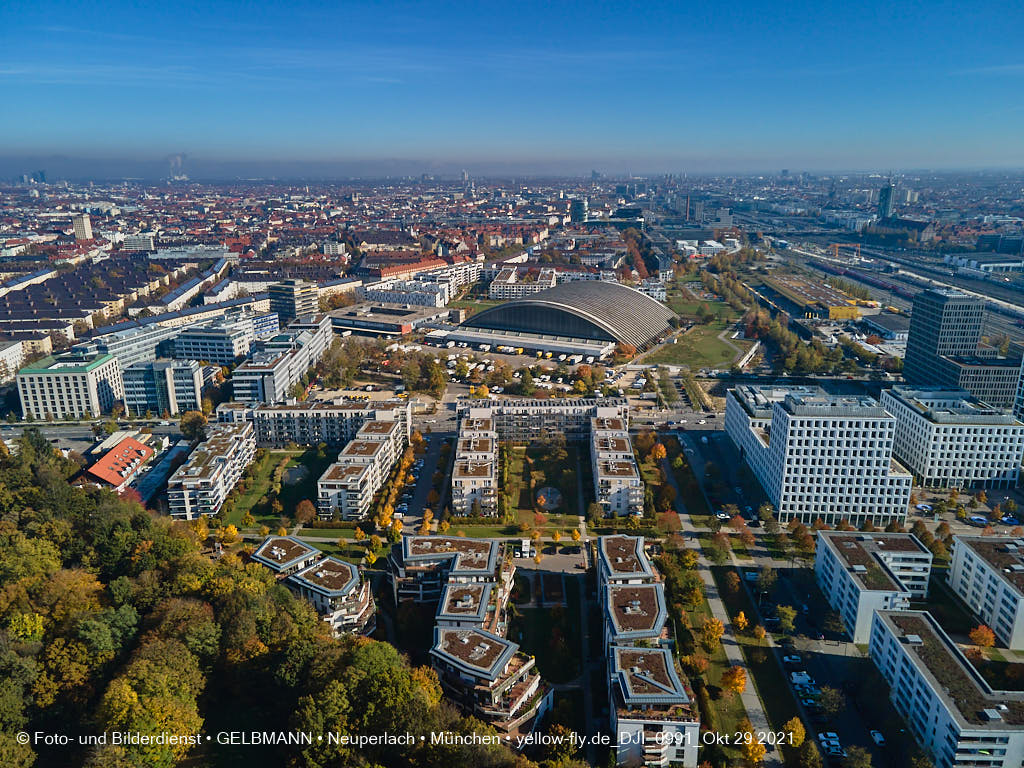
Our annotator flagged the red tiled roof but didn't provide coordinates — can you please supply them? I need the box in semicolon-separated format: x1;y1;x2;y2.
86;437;154;487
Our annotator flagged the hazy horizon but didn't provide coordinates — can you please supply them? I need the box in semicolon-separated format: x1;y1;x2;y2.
4;0;1024;175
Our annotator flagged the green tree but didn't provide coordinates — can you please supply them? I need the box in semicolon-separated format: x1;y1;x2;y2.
179;410;208;442
777;604;797;634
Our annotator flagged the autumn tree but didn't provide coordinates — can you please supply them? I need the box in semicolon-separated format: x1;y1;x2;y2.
783;716;806;747
734;611;749;633
295;499;316;524
969;624;995;648
701;616;725;651
722;665;747;695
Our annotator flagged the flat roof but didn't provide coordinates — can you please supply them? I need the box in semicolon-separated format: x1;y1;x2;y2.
613;647;690;707
597;459;639;478
320;462;369;483
358;419;402;436
820;532;929;591
252;535;318;572
878;611;1024;727
404;535;499;574
431;627;517;680
453;460;494;478
437;583;491;623
606;583;667;635
599;535;653;578
340;439;387;458
291;556;358;594
956;536;1024;594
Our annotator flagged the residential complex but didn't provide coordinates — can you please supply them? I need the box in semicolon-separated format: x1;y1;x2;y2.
869;610;1024;768
814;531;933;643
251;535;375;635
882;386;1024;489
948;536;1024;651
166;422;256;520
217;399;411;448
488;267;558;299
591;416;643;517
316;417;406;520
17;352;124;419
451;415;498;516
598;536;698;768
456;397;628;443
725;385;913;526
123;359;203;416
388;535;512;605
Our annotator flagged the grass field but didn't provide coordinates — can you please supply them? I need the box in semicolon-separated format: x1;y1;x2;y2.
505;443;583;523
227;448;335;530
509;577;582;684
646;320;748;368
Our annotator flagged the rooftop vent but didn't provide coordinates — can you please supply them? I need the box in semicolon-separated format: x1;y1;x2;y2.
904;634;923;645
852;565;868;573
981;708;1003;722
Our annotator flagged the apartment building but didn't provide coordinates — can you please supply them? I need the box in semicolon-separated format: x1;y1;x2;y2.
814;531;933;643
591;416;643;517
217;399;411;448
488;267;558;300
869;610;1024;768
457;397;629;443
251;535;375;635
882;386;1024;489
598;535;698;768
451;415;498;516
725;385;913;526
357;279;451;307
17;352;124;419
388;535;511;603
166;422;256;520
948;536;1024;650
1015;358;1024;422
430;626;552;734
123;359;203;416
317;418;406;520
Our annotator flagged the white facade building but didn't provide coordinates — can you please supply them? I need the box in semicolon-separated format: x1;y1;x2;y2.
232;315;332;404
948;536;1024;651
217;399;411;448
814;531;933;643
357;279;451;307
725;385;913;525
0;340;24;383
451;416;498;516
870;610;1024;768
488;267;558;299
591;416;643;517
316;418;406;520
882;386;1024;489
167;422;256;520
17;352;124;419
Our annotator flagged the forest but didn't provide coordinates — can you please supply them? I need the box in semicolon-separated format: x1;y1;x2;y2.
0;429;584;768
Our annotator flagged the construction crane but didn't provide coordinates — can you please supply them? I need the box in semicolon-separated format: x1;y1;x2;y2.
831;243;861;261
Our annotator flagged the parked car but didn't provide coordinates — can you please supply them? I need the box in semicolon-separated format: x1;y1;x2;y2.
783;655;802;665
800;697;818;709
870;731;886;747
817;733;839;743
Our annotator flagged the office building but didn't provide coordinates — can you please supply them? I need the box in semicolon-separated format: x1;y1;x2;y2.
903;289;1022;408
17;353;124;419
316;418;406;520
123;359;204;416
0;340;24;383
591;416;643;517
948;536;1024;651
1015;359;1024;422
72;213;93;241
73;323;182;370
269;279;319;322
882;386;1024;489
251;536;375;636
451;416;498;516
231;315;331;404
122;233;156;251
166;422;256;520
725;385;913;526
869;610;1024;768
814;531;933;643
877;182;896;219
172;323;252;365
598;535;698;768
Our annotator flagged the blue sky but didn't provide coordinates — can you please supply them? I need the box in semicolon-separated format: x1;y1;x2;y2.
2;0;1023;173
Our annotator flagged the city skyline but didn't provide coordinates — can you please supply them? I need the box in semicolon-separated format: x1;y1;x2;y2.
3;0;1024;175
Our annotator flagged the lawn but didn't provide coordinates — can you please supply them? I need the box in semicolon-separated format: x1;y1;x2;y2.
710;565;803;742
664;436;713;520
509;577;582;684
645;320;747;369
227;448;336;530
505;443;583;525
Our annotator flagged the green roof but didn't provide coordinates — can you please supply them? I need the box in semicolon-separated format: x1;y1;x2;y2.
18;353;115;375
